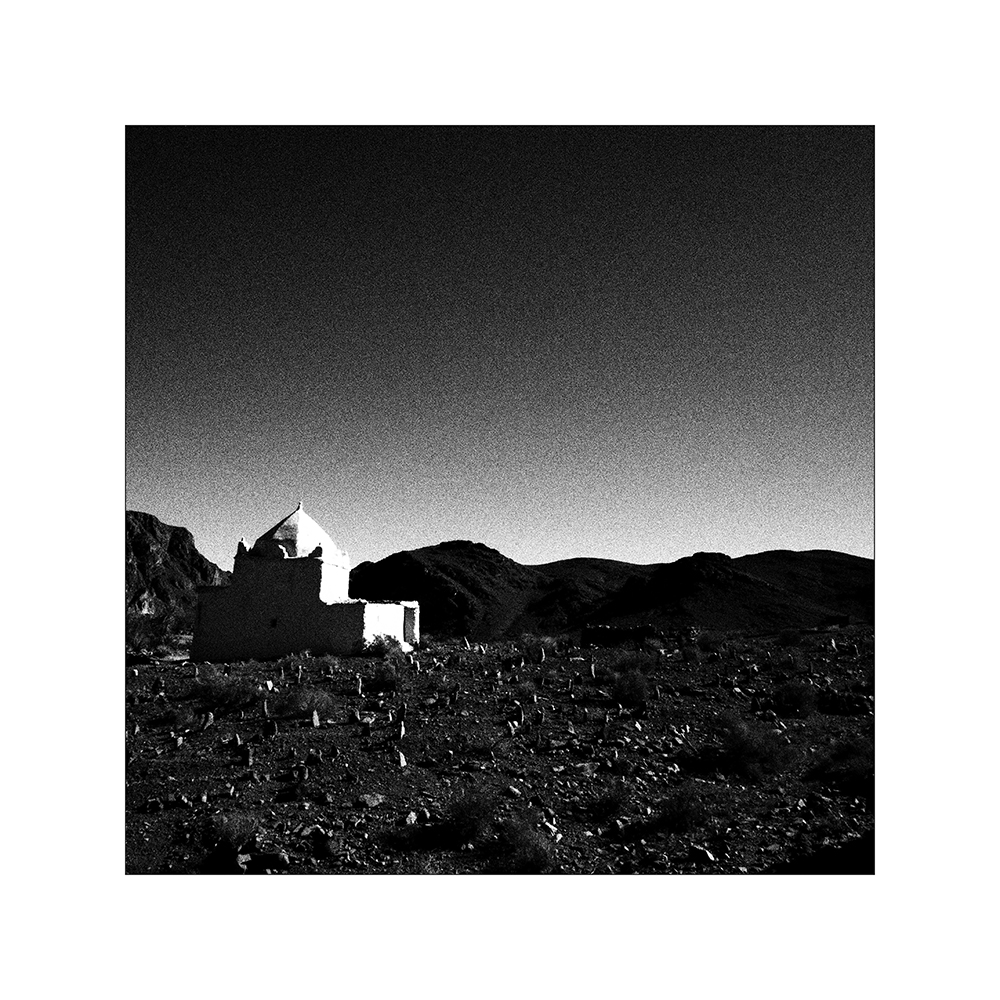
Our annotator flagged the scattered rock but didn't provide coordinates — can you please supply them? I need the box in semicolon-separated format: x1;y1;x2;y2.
356;793;386;809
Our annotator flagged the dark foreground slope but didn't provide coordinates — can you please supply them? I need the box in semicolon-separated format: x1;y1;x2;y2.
351;544;874;641
125;626;875;875
126;511;230;614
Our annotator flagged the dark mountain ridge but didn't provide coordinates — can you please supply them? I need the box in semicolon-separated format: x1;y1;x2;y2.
350;542;873;640
126;511;230;615
126;511;873;639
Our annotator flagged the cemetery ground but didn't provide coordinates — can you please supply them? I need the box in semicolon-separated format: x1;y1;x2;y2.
125;627;874;874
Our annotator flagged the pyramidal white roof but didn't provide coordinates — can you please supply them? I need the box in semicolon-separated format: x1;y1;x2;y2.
251;503;348;563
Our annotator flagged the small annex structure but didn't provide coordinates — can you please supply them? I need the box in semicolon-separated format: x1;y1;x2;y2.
191;503;418;662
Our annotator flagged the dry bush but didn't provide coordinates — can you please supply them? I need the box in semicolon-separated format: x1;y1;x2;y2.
366;635;404;659
621;782;711;841
773;680;818;717
652;783;709;834
715;712;795;781
208;811;260;851
194;668;260;714
362;662;398;693
444;787;498;845
696;631;726;653
586;779;628;820
274;652;315;677
612;669;649;708
270;686;337;719
385;787;499;853
126;608;182;655
605;650;656;674
521;634;569;654
160;705;201;732
490;815;553;873
806;737;874;801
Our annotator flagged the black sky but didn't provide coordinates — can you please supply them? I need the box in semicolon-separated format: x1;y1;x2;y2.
126;126;873;570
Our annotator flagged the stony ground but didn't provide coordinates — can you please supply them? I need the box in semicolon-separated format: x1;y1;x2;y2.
125;627;874;874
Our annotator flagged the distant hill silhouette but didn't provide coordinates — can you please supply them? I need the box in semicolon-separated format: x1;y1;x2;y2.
126;510;872;638
126;511;230;614
350;542;874;641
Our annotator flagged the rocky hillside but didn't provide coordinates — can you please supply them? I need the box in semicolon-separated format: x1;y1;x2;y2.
350;544;873;640
126;509;873;638
126;511;229;615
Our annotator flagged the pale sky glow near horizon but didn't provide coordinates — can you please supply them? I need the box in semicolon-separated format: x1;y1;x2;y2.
126;126;873;574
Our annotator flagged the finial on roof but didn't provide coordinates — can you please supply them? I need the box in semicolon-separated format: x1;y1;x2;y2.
297;500;303;511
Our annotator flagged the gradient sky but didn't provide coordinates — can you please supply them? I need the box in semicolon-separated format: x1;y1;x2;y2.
126;126;873;573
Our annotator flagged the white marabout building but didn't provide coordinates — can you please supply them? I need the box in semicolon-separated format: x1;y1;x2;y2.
191;503;418;662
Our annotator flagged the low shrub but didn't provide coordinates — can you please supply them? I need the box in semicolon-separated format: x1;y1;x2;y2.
653;783;709;834
612;669;649;708
586;780;628;820
605;650;657;674
515;681;538;705
126;607;183;655
444;788;498;845
314;654;341;674
806;737;874;801
491;815;553;873
621;783;709;841
270;686;337;719
366;635;404;659
366;663;398;693
715;712;794;781
208;811;260;852
773;680;818;717
387;787;500;853
696;631;726;653
159;705;201;732
194;669;260;714
521;634;569;654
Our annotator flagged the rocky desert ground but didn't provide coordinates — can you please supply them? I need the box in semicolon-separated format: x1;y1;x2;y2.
125;625;874;875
